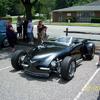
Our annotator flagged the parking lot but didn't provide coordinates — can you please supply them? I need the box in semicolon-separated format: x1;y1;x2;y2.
0;25;100;100
0;45;100;100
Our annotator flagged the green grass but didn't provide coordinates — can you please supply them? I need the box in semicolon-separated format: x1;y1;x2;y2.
12;17;17;24
11;18;100;27
46;22;100;27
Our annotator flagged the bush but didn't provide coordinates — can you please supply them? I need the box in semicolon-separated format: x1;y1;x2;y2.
91;18;100;23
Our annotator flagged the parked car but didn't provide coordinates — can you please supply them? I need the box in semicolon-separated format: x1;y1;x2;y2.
0;32;9;47
0;20;9;47
11;36;95;80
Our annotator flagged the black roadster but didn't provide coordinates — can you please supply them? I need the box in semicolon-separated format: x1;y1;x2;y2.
11;36;95;80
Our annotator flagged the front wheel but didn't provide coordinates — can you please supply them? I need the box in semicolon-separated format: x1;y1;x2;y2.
61;56;76;81
2;38;9;47
11;50;27;70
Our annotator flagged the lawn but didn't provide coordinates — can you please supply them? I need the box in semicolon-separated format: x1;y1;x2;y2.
11;18;100;27
47;22;100;27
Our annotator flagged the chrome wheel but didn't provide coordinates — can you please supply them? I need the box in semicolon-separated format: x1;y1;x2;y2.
18;55;26;66
68;61;76;77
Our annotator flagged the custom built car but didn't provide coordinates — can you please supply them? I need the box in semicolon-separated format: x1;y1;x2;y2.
11;36;95;80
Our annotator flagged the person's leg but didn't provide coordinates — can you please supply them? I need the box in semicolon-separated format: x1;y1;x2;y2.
38;33;42;44
20;26;22;38
27;32;32;42
30;32;34;42
23;31;25;40
19;27;22;38
8;38;15;51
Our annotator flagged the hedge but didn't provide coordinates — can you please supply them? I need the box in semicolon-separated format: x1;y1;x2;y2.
91;18;100;23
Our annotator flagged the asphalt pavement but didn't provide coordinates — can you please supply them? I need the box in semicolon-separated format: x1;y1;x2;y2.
0;45;100;100
13;24;100;40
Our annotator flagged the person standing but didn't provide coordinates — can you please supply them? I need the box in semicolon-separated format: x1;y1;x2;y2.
6;20;16;51
27;19;34;44
22;17;28;41
37;20;47;43
16;16;22;38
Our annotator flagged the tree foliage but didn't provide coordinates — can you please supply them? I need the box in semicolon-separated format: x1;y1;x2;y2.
0;0;8;16
0;0;97;18
55;0;97;9
75;0;95;5
34;0;56;18
0;0;24;16
55;0;78;9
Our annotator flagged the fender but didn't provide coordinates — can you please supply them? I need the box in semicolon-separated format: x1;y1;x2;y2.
84;42;95;55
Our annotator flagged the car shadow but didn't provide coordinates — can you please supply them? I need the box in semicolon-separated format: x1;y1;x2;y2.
0;45;31;60
10;69;19;73
16;71;69;84
18;71;49;82
0;48;12;60
97;91;100;100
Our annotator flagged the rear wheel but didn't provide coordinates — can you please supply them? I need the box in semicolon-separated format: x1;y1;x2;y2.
11;50;27;70
61;56;76;80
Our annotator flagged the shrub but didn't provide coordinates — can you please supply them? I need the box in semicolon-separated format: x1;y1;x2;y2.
91;18;100;23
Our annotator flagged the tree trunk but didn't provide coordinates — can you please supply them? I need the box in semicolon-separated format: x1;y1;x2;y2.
25;4;32;20
21;0;38;20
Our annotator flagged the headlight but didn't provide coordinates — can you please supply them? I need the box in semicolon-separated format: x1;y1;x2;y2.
51;61;56;67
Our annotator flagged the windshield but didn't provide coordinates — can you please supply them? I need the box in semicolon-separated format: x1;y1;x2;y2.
56;37;72;46
56;37;71;43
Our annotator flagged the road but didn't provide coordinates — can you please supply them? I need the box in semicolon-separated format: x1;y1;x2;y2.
35;25;100;40
13;24;100;40
0;25;100;100
0;46;100;100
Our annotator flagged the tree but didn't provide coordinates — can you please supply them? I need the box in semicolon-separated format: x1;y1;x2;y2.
75;0;96;5
55;0;67;9
6;0;23;16
34;0;56;19
55;0;78;9
0;0;8;16
21;0;38;20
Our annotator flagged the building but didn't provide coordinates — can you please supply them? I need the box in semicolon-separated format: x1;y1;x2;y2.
52;0;100;22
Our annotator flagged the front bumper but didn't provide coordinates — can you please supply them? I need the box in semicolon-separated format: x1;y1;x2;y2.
21;62;50;78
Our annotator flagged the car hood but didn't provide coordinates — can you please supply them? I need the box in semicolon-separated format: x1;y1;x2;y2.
36;46;63;54
29;45;71;67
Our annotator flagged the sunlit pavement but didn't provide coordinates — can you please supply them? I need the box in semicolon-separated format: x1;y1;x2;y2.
12;24;100;40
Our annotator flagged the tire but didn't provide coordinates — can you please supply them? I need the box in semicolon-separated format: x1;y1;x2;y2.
84;47;95;60
2;38;9;47
61;56;76;81
84;55;93;60
11;50;27;70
